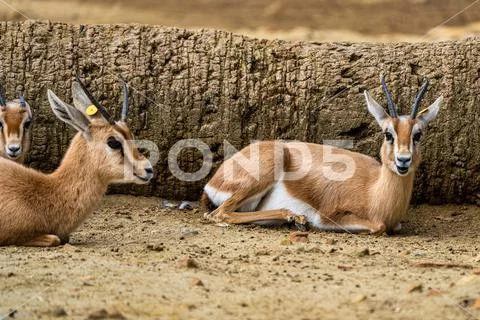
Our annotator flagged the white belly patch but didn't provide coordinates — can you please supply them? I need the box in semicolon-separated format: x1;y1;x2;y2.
204;184;232;207
258;183;322;228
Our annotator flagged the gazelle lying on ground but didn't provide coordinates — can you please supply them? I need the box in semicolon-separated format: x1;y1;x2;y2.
0;77;153;246
202;78;442;235
0;84;33;163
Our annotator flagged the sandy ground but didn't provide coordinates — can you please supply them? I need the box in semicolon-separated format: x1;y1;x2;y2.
1;195;479;320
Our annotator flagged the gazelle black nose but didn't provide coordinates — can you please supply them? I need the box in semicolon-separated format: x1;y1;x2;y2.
8;145;20;153
145;167;153;174
397;156;411;164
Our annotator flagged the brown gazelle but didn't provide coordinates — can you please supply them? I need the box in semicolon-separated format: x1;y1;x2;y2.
0;77;153;246
0;84;33;163
201;78;442;235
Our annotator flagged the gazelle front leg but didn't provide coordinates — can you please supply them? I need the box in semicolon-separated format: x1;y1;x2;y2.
326;213;386;236
21;235;61;247
386;222;402;235
207;197;307;227
211;208;307;226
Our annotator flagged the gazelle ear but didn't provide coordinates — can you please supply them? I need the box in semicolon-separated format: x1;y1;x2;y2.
71;81;107;122
364;90;389;127
417;96;442;126
47;89;90;133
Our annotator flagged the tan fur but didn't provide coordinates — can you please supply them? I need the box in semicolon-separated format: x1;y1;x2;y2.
0;100;32;163
0;118;152;246
204;115;433;234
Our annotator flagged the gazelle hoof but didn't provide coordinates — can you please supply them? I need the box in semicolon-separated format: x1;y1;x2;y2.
22;234;61;247
203;211;212;219
204;208;219;220
370;224;386;236
294;216;308;231
386;222;402;235
206;209;226;223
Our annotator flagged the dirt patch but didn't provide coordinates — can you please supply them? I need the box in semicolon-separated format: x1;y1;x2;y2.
1;195;479;319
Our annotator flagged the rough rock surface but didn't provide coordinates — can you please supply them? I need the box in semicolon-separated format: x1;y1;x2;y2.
0;21;478;203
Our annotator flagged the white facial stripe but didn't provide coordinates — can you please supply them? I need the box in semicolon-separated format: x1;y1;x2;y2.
0;116;5;145
123;139;136;164
385;122;397;138
412;122;423;135
113;134;140;177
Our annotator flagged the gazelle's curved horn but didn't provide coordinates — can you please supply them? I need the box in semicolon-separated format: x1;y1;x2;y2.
19;94;26;108
381;76;398;118
75;75;115;125
120;78;129;122
411;79;429;119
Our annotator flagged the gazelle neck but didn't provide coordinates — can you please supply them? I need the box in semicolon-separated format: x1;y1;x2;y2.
368;164;415;227
48;134;109;233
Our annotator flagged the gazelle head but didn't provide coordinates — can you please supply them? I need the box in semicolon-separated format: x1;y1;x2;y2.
0;85;32;162
47;77;154;184
364;78;442;176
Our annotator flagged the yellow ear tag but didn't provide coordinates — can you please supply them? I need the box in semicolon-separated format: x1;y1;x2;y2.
86;104;98;116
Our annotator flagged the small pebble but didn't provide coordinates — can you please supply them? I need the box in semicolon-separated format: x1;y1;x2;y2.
325;238;337;245
411;250;425;257
357;248;370;257
178;257;199;268
87;309;126;320
407;283;423;293
289;232;309;243
52;306;67;317
180;230;199;239
190;278;204;287
179;201;194;210
351;294;367;303
426;289;443;297
338;265;353;271
161;200;177;209
146;244;164;252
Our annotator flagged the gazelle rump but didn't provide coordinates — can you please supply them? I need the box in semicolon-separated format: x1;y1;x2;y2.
202;79;442;234
0;84;33;163
0;78;153;246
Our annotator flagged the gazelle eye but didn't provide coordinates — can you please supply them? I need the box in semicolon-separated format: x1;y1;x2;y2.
24;120;31;129
0;121;3;129
413;132;422;143
385;131;394;142
107;137;122;150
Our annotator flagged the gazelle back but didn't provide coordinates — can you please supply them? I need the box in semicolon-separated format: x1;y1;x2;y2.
0;85;32;163
201;77;442;235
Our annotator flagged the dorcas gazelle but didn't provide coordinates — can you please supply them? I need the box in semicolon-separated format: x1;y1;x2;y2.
201;78;442;235
0;77;153;246
0;83;33;163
